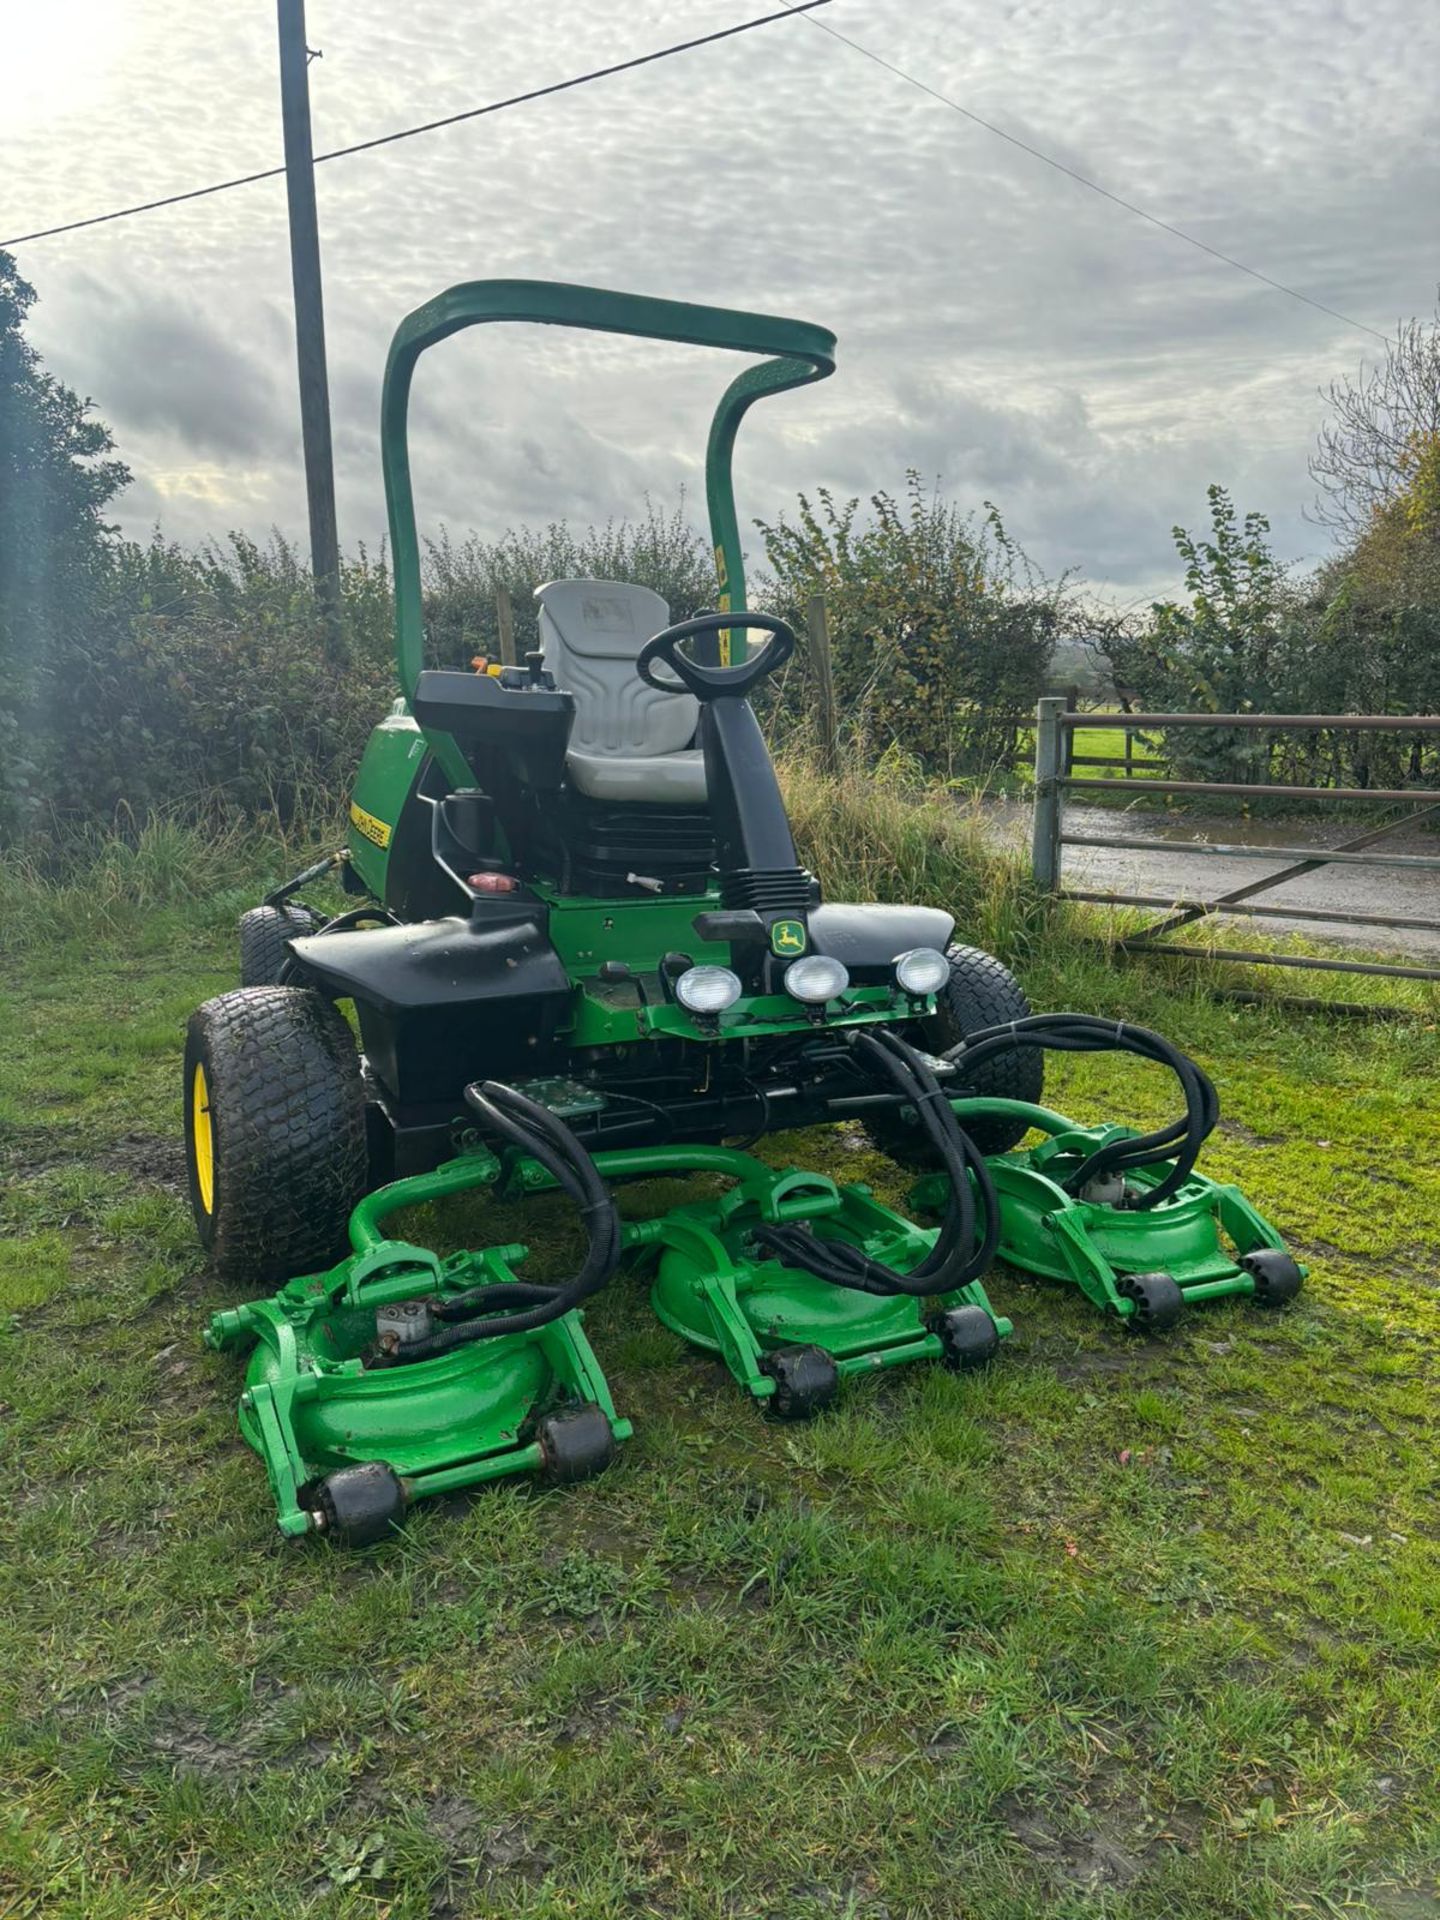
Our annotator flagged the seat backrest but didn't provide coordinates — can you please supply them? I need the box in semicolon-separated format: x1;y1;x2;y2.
536;579;698;759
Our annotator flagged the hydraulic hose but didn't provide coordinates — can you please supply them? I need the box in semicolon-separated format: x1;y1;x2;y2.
753;1028;999;1298
945;1014;1219;1208
367;1080;621;1366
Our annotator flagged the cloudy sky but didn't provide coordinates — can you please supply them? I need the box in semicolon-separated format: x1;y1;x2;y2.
5;0;1436;599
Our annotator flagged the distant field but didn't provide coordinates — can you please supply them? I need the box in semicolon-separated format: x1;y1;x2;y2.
1067;724;1168;782
1009;722;1169;788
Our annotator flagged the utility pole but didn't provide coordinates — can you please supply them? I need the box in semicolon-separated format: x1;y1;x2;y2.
276;0;342;650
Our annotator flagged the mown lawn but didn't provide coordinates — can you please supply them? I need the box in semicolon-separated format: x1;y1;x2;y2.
2;911;1439;1918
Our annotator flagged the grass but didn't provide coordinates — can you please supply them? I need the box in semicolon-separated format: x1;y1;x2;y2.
1008;724;1169;793
2;798;1440;1917
1066;725;1167;785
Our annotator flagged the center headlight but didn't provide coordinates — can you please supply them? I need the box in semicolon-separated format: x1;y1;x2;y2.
894;946;950;995
783;954;850;1004
674;964;743;1014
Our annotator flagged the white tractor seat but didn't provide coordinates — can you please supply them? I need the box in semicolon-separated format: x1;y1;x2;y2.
535;579;707;806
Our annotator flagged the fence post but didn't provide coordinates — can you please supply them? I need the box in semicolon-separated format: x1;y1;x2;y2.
806;592;839;774
1033;696;1065;893
494;586;517;667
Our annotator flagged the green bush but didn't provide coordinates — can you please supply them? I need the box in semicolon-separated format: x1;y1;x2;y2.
422;499;716;666
1099;485;1440;794
30;533;394;835
756;473;1062;777
1;248;130;835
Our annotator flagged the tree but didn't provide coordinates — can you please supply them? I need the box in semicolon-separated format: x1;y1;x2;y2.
1309;298;1440;539
1305;430;1440;785
756;473;1060;775
1103;487;1307;781
0;249;129;829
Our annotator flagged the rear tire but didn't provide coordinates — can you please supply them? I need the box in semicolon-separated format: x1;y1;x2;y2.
863;943;1043;1165
184;986;367;1288
239;905;318;987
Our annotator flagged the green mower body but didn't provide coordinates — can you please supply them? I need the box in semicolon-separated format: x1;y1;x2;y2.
635;1150;1010;1408
186;278;1304;1543
205;1149;630;1542
912;1104;1306;1331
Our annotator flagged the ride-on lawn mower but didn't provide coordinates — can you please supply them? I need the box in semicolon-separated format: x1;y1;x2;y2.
184;281;1303;1544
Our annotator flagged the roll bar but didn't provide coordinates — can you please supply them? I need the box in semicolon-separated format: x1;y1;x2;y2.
379;279;836;732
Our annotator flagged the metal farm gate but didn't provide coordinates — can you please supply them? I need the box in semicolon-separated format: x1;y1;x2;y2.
1030;701;1440;987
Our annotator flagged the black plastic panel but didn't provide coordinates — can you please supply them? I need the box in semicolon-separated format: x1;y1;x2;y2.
806;902;956;972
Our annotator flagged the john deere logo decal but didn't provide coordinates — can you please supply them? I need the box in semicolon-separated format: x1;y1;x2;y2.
770;919;806;956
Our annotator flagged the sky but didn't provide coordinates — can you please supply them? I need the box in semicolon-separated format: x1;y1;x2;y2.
4;0;1436;603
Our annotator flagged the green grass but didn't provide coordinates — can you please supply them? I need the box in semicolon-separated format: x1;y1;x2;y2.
1066;725;1167;785
1008;724;1169;792
2;813;1440;1917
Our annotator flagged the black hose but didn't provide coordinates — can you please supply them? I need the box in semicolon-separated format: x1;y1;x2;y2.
945;1013;1219;1208
366;1080;621;1366
752;1027;999;1299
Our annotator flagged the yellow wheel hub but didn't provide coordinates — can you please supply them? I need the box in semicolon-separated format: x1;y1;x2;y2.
192;1062;215;1214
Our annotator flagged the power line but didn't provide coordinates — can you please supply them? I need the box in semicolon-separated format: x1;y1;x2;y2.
0;0;833;250
788;4;1390;345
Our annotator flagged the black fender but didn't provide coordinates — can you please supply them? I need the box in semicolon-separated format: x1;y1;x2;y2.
289;907;571;1103
806;903;955;979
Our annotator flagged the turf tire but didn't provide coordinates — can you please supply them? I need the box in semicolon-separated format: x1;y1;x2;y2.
239;905;318;987
862;943;1044;1164
184;985;366;1288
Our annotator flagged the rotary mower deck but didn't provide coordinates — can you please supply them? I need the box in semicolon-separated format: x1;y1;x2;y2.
915;1101;1305;1332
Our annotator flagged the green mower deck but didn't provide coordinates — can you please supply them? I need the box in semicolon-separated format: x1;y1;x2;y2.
205;1152;632;1542
601;1145;1006;1413
476;1141;1010;1412
913;1097;1306;1330
208;1140;1017;1537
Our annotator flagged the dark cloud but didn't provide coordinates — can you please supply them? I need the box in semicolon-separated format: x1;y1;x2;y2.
45;276;290;459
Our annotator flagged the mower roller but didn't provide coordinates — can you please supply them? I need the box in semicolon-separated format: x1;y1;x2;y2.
183;279;1302;1542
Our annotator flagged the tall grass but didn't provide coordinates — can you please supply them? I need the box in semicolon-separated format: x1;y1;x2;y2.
0;814;288;958
783;756;1047;963
5;765;1428;1027
1;759;1051;969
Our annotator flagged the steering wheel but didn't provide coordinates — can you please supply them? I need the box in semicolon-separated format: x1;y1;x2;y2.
636;612;795;700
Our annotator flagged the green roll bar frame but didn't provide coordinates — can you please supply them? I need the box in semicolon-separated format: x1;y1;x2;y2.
380;279;837;757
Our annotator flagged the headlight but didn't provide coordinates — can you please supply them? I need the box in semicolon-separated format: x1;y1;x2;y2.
894;947;950;996
674;965;743;1014
783;954;850;1004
